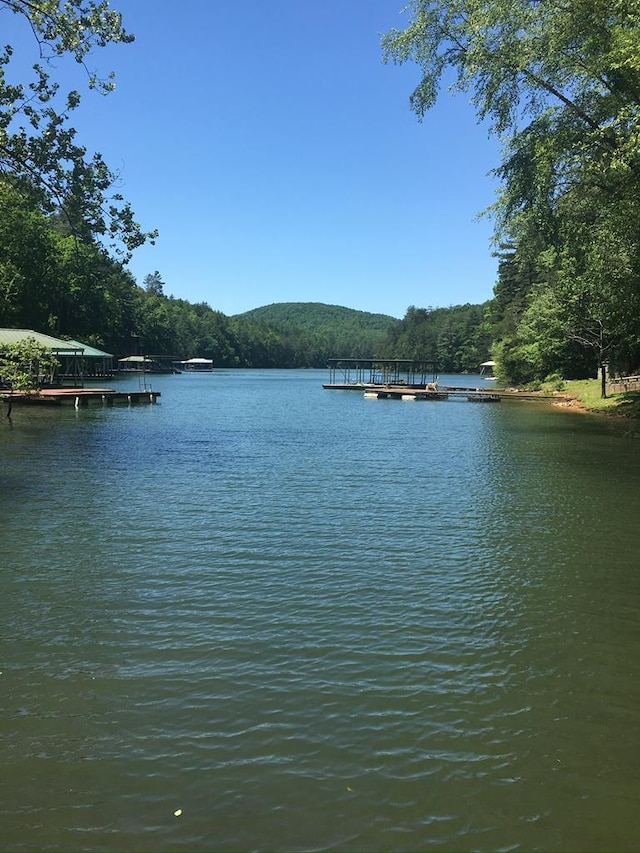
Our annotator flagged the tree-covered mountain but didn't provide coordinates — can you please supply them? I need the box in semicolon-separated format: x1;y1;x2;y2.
233;302;398;366
236;302;396;333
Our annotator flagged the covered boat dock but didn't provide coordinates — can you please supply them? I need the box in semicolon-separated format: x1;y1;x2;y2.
174;357;214;372
1;328;86;386
324;358;438;390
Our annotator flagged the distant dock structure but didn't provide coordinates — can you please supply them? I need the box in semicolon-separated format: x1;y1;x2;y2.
323;358;438;390
174;357;214;372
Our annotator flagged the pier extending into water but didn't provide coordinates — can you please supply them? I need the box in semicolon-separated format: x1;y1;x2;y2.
365;385;502;401
2;387;160;409
361;384;575;403
323;359;573;404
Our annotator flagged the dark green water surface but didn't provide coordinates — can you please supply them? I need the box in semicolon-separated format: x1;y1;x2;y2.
1;370;639;851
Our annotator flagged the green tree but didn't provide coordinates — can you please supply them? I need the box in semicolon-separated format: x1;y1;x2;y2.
382;0;640;142
0;0;156;257
143;271;165;297
0;177;61;329
383;0;640;388
0;336;59;415
382;303;491;372
0;176;140;348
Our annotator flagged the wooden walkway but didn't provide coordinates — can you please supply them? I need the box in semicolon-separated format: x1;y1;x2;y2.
364;385;449;400
358;384;573;403
2;388;160;407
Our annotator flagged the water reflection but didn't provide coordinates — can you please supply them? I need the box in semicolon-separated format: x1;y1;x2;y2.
1;372;640;851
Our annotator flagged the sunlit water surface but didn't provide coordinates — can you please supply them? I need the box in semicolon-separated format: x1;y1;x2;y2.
1;370;640;851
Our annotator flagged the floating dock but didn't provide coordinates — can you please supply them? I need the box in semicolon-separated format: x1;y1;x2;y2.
2;387;160;407
364;384;449;401
359;384;572;403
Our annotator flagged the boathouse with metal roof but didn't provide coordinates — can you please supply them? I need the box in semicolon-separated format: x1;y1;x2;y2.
0;329;113;385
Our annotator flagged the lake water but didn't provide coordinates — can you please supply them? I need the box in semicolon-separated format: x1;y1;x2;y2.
2;369;640;852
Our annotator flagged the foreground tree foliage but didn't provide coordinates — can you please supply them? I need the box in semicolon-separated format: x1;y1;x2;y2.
0;336;58;389
0;336;59;414
383;0;640;389
0;0;156;256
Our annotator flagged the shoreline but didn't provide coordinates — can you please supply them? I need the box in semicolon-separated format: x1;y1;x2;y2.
476;377;640;429
533;378;640;419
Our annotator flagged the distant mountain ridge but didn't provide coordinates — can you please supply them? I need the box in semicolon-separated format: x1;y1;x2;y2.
234;301;398;334
229;301;490;371
232;302;399;364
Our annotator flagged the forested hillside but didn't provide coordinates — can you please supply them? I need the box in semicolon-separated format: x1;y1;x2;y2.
381;304;492;372
238;302;395;333
0;183;399;366
234;303;398;366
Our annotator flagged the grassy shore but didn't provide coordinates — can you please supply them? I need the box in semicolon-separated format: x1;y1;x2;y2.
561;379;640;417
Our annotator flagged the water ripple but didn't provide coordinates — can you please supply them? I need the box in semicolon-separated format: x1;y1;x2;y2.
2;372;640;851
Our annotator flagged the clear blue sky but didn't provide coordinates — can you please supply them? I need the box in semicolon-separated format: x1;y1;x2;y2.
10;0;502;319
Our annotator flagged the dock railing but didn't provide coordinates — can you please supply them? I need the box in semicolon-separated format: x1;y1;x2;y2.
608;374;640;393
